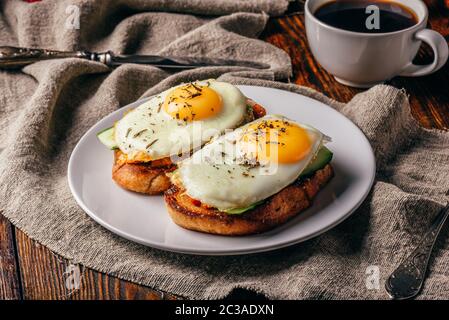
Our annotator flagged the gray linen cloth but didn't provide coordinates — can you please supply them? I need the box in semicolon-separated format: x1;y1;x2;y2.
1;0;449;299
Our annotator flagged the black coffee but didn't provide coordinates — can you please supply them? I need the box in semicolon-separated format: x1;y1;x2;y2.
315;0;418;33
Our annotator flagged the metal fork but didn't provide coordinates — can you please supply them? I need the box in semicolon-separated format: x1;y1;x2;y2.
385;202;449;300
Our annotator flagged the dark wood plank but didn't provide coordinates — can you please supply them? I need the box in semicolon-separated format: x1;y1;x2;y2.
14;228;176;300
0;214;21;299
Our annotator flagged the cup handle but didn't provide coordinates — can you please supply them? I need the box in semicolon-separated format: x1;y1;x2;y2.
399;29;448;77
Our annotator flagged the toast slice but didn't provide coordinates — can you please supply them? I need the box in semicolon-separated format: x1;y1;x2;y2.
112;99;266;195
112;150;176;195
164;164;334;235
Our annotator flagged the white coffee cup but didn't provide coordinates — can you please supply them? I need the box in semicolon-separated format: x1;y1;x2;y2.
305;0;449;88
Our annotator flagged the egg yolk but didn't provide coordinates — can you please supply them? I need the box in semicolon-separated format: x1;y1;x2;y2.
163;83;222;122
240;120;311;164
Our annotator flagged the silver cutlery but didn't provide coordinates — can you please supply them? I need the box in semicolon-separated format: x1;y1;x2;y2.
385;202;449;300
0;46;270;70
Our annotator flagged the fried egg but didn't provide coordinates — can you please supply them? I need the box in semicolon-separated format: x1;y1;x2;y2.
114;80;249;162
172;115;329;211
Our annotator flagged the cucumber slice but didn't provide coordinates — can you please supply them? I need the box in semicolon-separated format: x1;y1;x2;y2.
223;200;265;215
97;127;118;150
299;146;333;178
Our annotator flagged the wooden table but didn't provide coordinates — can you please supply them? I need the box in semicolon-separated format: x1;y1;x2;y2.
0;0;447;300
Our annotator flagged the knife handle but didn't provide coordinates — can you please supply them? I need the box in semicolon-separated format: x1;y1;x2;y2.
0;46;111;69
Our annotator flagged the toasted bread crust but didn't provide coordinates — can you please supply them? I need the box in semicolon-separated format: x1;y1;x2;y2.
112;150;176;195
112;99;266;195
164;164;334;235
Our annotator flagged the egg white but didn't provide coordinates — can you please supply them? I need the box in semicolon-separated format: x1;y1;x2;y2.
114;80;248;161
174;115;327;211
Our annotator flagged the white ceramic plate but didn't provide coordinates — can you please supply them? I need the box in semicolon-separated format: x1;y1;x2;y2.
68;85;375;255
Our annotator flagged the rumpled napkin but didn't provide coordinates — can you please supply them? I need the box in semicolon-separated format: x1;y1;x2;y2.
1;0;448;299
